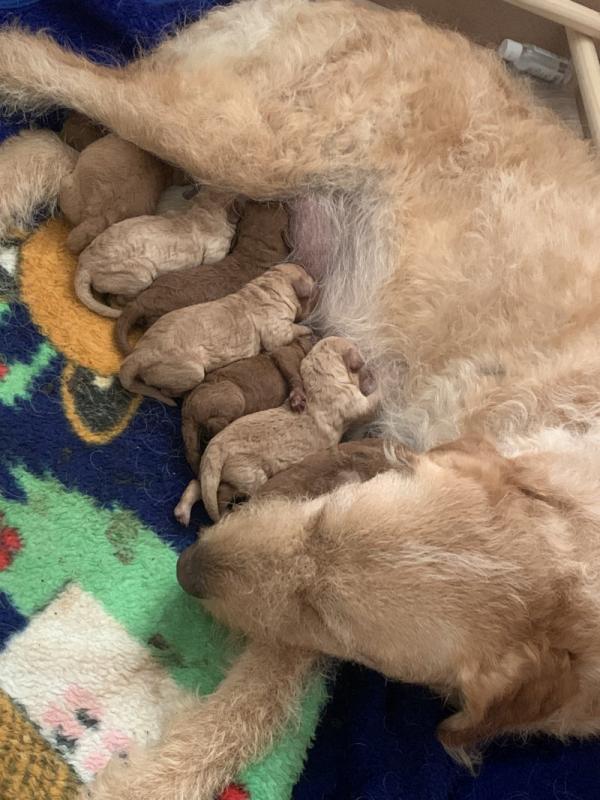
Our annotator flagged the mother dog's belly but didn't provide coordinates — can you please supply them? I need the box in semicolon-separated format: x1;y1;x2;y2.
287;195;339;281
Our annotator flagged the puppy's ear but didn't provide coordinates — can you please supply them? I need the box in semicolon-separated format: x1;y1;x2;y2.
343;345;365;373
292;273;314;300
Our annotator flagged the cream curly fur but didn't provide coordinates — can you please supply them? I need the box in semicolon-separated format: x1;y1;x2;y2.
2;0;600;797
0;128;77;237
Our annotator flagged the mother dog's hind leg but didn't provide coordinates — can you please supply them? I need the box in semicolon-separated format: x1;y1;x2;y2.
0;0;391;196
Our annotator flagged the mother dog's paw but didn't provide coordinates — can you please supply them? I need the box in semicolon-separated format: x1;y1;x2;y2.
79;748;165;800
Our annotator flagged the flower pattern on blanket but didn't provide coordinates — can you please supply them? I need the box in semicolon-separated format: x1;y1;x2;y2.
0;584;183;782
43;685;132;775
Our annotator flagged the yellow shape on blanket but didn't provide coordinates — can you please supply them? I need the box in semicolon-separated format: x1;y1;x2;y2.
0;689;79;800
20;218;122;376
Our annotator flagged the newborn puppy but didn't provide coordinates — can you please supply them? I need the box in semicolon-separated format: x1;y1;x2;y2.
255;438;411;502
60;111;104;152
116;201;290;354
119;263;315;405
178;337;379;522
181;334;314;472
59;133;172;255
74;189;235;318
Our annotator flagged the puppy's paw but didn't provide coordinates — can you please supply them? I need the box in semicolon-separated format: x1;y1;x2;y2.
174;502;191;527
289;387;306;413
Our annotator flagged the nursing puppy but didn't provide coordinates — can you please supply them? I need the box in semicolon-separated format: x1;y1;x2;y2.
59;132;172;255
7;0;600;797
61;111;104;151
116;200;290;354
194;337;378;521
75;188;235;318
255;437;410;502
180;334;314;474
119;263;315;405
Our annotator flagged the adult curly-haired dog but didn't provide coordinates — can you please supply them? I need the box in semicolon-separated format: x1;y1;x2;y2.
4;0;600;798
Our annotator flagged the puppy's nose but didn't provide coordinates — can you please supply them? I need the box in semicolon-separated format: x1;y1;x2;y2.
176;544;207;598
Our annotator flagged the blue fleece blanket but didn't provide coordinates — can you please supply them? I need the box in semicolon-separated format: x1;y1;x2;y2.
1;2;598;799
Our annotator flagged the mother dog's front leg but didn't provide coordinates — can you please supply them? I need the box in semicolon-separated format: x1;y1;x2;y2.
0;0;386;197
81;641;319;800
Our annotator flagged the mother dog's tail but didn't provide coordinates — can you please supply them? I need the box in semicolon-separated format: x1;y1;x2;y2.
0;29;163;164
0;29;124;119
0;129;77;238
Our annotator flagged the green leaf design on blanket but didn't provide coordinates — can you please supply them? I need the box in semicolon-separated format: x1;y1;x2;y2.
0;342;57;407
0;468;326;800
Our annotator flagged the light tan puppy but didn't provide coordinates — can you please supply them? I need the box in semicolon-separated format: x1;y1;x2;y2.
59;132;172;255
74;188;235;317
178;337;378;521
119;263;314;405
0;129;77;238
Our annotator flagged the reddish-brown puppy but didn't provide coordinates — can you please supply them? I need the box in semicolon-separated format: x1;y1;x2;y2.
116;201;290;354
181;334;314;472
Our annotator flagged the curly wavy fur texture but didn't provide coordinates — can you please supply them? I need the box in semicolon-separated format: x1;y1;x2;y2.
59;132;172;255
74;188;235;318
197;337;378;521
3;0;600;797
0;129;77;237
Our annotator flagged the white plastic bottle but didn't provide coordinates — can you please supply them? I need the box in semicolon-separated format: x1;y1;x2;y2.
498;38;572;85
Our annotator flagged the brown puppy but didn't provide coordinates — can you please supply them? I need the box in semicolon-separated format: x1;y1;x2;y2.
180;334;314;474
116;200;290;354
59;133;172;255
74;189;235;318
119;263;315;405
188;337;379;521
255;437;412;502
60;111;104;151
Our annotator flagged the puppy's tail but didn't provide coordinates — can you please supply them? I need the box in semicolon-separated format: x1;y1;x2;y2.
119;351;176;407
0;129;77;238
200;444;225;522
181;412;202;472
114;301;143;355
74;258;122;319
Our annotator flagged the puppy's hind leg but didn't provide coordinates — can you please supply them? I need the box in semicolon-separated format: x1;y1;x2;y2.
174;479;202;527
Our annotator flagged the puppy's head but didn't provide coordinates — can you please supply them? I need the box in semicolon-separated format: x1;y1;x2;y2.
300;336;375;398
270;263;317;319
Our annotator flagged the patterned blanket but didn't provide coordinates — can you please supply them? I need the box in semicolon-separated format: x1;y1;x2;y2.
0;217;324;799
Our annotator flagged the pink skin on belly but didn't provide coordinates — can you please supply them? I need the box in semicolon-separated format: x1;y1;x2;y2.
287;196;336;282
